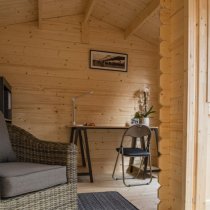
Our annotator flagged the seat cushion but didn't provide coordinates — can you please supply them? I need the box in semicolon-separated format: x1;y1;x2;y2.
116;148;150;157
0;162;67;198
0;112;16;162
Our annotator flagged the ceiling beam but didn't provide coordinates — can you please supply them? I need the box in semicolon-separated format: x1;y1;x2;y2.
81;0;97;43
125;0;159;39
83;0;97;24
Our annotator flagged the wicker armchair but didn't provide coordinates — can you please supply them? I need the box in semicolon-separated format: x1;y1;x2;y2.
0;123;77;210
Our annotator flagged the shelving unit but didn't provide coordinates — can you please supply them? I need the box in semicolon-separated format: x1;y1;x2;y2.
0;77;12;122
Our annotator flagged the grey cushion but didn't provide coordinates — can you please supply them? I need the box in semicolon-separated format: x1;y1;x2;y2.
0;112;16;162
0;162;67;198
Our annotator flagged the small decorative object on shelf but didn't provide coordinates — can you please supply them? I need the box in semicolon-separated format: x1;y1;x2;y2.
125;121;130;127
0;77;12;122
133;87;155;126
83;122;95;126
131;118;139;125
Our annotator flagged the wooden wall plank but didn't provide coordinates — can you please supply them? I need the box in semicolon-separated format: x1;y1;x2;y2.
0;15;159;176
159;0;185;209
125;0;159;39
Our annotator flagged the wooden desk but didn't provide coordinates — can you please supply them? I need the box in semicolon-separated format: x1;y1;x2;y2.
69;125;159;183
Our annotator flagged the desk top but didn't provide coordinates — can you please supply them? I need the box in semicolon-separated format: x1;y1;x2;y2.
68;125;158;129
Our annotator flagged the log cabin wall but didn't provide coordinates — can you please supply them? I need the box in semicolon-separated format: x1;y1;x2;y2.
159;0;171;209
159;0;185;209
170;0;185;209
0;15;159;175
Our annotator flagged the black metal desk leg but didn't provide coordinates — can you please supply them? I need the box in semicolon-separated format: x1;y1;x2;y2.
83;129;93;183
79;129;86;167
70;128;75;143
143;157;148;179
153;128;160;156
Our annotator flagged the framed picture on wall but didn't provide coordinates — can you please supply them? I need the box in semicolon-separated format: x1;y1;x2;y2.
89;50;128;72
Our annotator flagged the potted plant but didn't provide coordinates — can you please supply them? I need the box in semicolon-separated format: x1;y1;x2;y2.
134;106;155;126
133;88;155;126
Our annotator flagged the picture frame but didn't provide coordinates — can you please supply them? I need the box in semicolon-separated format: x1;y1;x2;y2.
89;50;128;72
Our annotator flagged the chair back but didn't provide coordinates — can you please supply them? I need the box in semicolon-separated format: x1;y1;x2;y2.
121;125;152;151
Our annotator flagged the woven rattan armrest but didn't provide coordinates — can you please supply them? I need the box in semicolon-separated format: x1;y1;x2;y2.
6;123;77;183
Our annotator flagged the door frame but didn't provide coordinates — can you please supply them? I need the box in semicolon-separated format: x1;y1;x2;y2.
185;0;209;209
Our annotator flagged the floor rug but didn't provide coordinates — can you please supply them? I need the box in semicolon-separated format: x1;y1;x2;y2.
78;191;139;210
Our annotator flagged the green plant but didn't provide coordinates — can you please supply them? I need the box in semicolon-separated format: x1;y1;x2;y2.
134;106;155;119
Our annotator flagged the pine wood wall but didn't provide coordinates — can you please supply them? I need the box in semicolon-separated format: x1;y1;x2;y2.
159;0;171;208
170;0;185;209
159;0;185;209
0;15;159;175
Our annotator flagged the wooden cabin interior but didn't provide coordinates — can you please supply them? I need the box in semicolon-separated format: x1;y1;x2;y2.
0;0;210;210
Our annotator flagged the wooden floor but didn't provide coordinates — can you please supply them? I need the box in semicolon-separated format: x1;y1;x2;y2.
78;174;159;210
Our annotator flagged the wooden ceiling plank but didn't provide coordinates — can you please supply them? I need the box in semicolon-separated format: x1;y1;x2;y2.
81;22;89;44
38;0;42;29
83;0;97;24
125;0;159;39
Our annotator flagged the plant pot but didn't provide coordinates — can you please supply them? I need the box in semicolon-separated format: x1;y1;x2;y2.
141;117;150;126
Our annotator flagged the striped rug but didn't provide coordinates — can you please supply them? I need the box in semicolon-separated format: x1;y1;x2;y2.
78;191;139;210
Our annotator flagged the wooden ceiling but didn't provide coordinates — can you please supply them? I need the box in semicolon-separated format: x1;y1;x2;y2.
0;0;159;45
